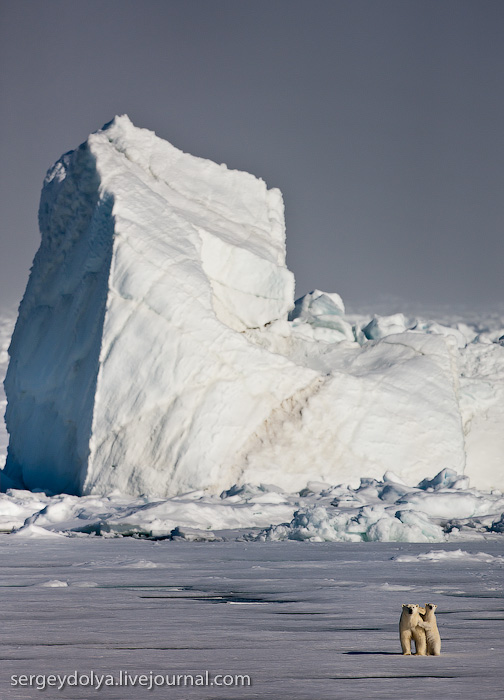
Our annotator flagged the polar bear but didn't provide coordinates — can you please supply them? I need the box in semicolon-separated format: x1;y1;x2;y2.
399;604;430;655
421;603;441;655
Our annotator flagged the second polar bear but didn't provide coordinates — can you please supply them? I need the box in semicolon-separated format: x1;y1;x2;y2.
399;604;431;655
421;603;441;655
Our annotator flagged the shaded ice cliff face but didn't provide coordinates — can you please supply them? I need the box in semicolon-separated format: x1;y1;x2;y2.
0;312;15;469
2;116;504;497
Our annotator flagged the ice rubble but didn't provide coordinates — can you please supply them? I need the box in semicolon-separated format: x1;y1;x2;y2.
1;468;503;542
2;115;504;500
253;468;504;543
393;549;504;563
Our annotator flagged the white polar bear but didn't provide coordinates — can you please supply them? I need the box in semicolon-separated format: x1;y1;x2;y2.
399;604;430;655
421;603;441;655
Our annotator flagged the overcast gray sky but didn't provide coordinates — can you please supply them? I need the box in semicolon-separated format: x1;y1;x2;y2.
1;0;503;311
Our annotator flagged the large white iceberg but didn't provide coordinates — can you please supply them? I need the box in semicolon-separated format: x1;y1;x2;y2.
2;116;504;496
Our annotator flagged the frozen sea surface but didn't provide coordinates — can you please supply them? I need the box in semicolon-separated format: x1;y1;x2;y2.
1;537;503;699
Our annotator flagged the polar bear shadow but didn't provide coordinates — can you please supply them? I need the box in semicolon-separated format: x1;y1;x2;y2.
345;651;398;656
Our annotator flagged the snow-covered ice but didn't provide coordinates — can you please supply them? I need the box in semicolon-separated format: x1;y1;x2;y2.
1;537;503;699
2;115;504;500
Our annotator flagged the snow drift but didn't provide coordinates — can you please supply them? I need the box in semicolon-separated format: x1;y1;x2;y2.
2;116;504;497
2;468;504;542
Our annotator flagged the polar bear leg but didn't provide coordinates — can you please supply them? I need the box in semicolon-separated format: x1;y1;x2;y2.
413;628;427;655
400;629;412;655
427;636;441;655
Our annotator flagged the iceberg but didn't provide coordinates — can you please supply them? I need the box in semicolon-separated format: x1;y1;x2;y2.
2;116;504;497
3;116;314;496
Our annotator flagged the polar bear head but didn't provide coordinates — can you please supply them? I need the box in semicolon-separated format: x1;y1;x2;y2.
402;603;420;616
425;603;437;612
